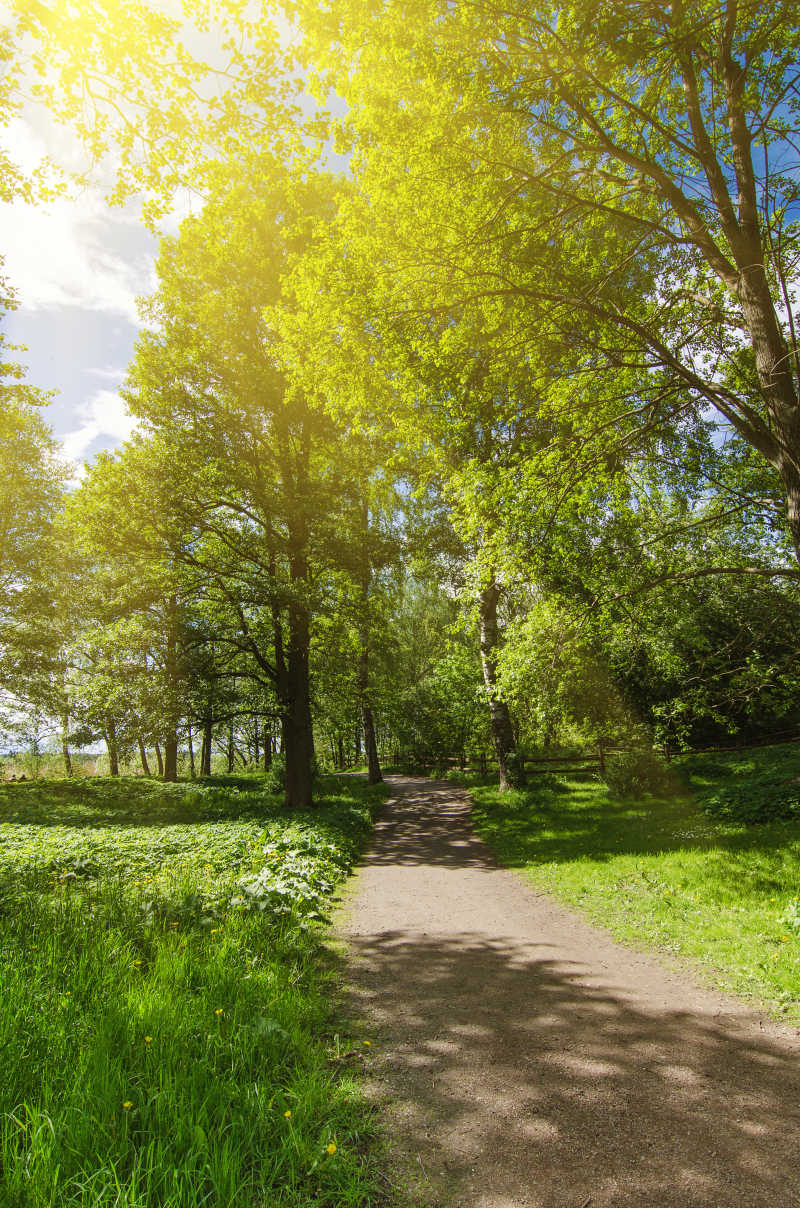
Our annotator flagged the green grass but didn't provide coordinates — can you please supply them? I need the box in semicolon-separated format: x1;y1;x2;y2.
466;746;800;1025
0;774;389;1208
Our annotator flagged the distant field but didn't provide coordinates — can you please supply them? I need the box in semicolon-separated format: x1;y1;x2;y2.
0;774;387;1208
468;744;800;1025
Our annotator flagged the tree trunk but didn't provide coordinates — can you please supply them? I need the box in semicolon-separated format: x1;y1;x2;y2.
162;595;180;782
138;737;151;777
106;717;120;777
61;711;72;777
355;725;362;762
357;497;383;785
337;734;345;770
201;718;212;776
362;699;383;785
164;736;178;782
283;620;315;807
227;722;235;773
187;725;196;777
263;722;272;770
155;743;164;777
478;579;520;791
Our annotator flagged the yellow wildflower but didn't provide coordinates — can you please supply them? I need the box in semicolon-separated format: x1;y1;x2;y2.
144;1036;152;1044
284;1110;292;1119
326;1142;337;1155
122;1101;133;1110
215;1008;223;1016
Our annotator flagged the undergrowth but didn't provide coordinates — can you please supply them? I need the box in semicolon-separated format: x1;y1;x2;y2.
0;773;389;1208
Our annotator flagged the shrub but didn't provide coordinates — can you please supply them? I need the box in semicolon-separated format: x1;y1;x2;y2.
602;748;671;797
699;773;800;824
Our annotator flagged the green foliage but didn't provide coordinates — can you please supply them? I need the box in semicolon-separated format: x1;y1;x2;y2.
602;749;673;799
699;775;800;825
681;743;800;824
0;774;387;1207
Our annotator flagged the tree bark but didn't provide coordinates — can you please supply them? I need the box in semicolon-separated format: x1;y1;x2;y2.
137;737;151;777
61;711;72;777
155;743;164;777
357;497;383;785
201;718;212;776
355;725;362;763
227;721;235;773
263;721;272;770
478;579;520;791
283;593;315;807
162;595;180;782
105;717;120;777
187;725;196;777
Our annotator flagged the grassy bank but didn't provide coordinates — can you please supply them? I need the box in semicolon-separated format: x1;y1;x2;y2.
0;774;388;1208
466;746;800;1025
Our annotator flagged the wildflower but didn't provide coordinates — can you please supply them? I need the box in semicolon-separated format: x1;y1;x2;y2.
144;1036;152;1044
215;1008;223;1016
133;960;142;967
284;1110;292;1119
326;1142;337;1155
782;935;790;942
122;1101;133;1110
362;1040;371;1046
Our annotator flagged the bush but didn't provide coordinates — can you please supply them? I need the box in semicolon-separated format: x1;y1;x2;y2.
602;748;671;797
699;773;800;824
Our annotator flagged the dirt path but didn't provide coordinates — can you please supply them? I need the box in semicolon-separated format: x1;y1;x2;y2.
339;776;800;1208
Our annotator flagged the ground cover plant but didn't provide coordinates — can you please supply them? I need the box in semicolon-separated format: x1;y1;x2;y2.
466;744;800;1025
0;774;388;1208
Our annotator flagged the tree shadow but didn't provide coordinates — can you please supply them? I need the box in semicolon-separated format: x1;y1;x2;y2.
339;776;800;1206
345;927;800;1207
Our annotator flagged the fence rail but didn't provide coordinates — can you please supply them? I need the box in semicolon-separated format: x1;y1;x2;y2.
395;731;800;778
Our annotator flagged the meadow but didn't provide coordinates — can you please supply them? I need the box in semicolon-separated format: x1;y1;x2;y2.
0;774;388;1208
467;744;800;1025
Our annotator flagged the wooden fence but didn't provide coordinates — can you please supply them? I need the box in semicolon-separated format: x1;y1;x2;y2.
398;729;800;778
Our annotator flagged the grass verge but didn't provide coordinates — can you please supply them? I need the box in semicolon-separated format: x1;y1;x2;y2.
462;746;800;1026
0;773;389;1208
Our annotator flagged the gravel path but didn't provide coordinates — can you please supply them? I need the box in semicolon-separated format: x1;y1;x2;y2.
339;776;800;1208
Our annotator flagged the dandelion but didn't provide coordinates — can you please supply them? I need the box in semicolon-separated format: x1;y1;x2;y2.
215;1008;224;1016
362;1040;371;1046
144;1036;152;1044
326;1142;337;1155
122;1101;133;1110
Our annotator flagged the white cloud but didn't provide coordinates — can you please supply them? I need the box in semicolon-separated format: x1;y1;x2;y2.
60;390;139;469
1;194;155;323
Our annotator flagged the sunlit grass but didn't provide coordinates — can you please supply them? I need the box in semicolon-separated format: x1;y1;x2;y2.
469;747;800;1024
0;774;389;1208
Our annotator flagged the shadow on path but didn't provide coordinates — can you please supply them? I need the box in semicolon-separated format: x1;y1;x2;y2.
342;777;800;1208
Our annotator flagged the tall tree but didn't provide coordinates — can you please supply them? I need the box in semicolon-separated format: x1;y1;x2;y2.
294;0;800;565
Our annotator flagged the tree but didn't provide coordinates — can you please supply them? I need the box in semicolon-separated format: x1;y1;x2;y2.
124;159;374;806
295;0;800;565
